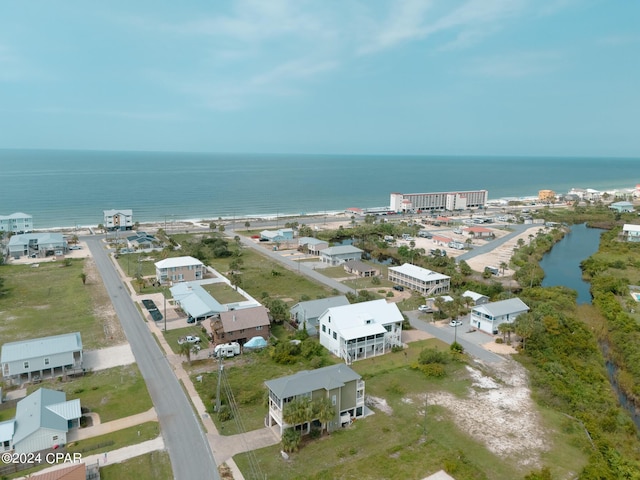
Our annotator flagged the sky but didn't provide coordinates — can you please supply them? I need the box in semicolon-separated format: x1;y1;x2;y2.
1;0;639;157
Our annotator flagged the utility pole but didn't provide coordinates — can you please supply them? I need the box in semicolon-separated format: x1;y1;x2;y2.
215;354;223;413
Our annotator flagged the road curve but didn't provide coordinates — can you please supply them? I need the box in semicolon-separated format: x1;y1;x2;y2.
84;236;219;480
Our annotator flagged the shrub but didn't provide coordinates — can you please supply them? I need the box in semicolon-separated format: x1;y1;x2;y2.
418;348;449;365
495;337;504;344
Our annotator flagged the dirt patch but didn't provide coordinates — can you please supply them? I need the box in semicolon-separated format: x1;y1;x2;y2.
422;359;546;467
84;257;127;346
367;395;393;415
482;341;517;355
402;329;434;343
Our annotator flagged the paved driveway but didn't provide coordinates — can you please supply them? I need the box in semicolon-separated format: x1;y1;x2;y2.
83;344;135;371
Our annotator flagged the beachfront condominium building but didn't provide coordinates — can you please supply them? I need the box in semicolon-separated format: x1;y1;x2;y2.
103;209;133;231
0;212;33;234
388;263;451;296
390;190;488;213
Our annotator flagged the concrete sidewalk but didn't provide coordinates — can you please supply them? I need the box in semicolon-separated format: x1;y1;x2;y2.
67;407;158;442
15;436;166;479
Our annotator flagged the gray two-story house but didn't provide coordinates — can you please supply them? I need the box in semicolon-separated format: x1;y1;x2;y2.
265;364;365;437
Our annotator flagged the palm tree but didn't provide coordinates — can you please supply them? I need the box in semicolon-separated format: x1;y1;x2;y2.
314;398;335;435
499;261;508;276
178;341;192;366
244;221;251;229
282;428;301;453
79;272;87;285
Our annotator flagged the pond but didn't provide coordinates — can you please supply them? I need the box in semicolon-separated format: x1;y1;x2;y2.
539;223;603;304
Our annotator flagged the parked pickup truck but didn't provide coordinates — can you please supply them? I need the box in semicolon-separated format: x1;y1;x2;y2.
178;335;201;345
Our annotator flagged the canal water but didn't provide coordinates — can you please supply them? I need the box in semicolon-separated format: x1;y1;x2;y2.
539;223;603;304
540;223;640;429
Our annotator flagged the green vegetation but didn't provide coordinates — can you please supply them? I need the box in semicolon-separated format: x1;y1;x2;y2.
0;259;119;348
100;450;172;480
163;326;210;354
25;365;153;423
201;282;246;303
66;422;160;455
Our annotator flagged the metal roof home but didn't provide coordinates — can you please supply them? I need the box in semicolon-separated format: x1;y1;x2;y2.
318;299;403;362
0;212;33;233
319;245;364;266
462;290;489;305
622;224;640;242
7;233;67;259
470;298;529;334
11;388;81;454
259;228;294;242
155;256;205;283
290;296;350;335
1;332;83;384
170;282;225;321
610;201;634;213
388;263;450;296
265;364;365;436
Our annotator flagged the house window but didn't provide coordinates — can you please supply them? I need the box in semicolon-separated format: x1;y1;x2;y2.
333;332;337;340
322;325;326;333
23;361;29;369
52;435;58;441
256;326;263;330
44;358;50;366
332;395;337;406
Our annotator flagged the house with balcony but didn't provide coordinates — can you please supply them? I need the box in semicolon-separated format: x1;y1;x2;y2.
265;363;365;437
621;224;640;242
7;233;67;259
388;263;450;296
1;333;83;385
290;295;350;335
298;237;329;254
318;299;403;363
103;209;133;231
470;298;529;334
155;256;205;284
1;388;81;454
610;201;634;213
210;306;271;346
0;212;33;234
319;245;363;266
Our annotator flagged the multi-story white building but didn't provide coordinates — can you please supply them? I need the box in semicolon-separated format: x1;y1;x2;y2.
388;263;450;296
155;256;205;284
470;298;529;334
390;190;488;213
103;209;133;231
318;299;403;363
0;212;33;234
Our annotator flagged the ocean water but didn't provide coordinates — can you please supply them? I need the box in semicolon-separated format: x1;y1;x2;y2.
0;149;638;229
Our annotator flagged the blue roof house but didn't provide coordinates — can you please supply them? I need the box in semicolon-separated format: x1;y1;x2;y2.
1;333;83;385
10;388;81;453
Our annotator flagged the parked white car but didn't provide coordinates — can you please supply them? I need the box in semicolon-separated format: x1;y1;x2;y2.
449;320;463;327
178;335;201;345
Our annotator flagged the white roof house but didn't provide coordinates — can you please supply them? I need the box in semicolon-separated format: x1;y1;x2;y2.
622;224;640;242
103;209;133;230
318;299;403;362
388;263;450;296
155;256;205;284
7;233;67;259
470;298;529;334
170;282;225;321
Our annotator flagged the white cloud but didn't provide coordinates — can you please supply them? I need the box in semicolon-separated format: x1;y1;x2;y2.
465;51;563;78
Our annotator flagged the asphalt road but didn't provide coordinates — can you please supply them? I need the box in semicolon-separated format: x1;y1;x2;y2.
405;311;504;364
84;236;219;480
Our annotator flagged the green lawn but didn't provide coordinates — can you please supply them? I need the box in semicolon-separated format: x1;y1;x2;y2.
202;282;247;304
100;450;172;480
0;259;121;349
163;326;210;354
4;423;161;479
115;252;161;278
25;365;153;423
207;248;335;305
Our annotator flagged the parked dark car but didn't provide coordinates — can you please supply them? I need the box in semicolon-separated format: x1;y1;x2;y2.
393;285;404;292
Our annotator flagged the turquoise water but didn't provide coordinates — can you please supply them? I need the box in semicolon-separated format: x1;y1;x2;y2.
1;149;638;228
